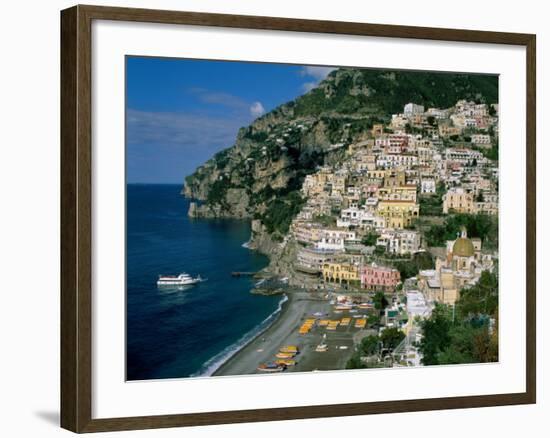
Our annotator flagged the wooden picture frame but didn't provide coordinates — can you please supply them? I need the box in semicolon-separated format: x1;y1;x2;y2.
60;4;536;433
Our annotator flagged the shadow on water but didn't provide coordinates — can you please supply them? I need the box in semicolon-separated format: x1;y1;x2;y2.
156;284;196;294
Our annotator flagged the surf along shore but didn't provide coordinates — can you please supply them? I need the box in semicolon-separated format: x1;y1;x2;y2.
213;289;367;377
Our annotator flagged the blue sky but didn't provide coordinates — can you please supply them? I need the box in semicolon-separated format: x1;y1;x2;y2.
126;57;334;183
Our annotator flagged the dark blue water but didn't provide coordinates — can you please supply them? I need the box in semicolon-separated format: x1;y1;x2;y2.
126;184;281;380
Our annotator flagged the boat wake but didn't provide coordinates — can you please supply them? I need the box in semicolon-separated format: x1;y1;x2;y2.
191;294;289;378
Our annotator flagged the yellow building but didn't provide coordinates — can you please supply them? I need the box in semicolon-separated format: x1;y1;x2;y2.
443;187;474;214
378;184;418;202
377;200;419;229
322;262;360;284
383;169;406;187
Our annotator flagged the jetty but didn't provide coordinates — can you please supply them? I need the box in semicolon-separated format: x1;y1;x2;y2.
231;271;257;277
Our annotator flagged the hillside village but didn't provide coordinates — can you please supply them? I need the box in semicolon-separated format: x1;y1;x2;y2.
185;70;500;371
288;99;498;300
253;99;499;369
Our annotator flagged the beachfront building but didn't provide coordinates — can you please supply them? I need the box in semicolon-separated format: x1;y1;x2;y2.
360;263;401;292
377;200;420;229
322;261;360;285
443;187;475;214
295;247;338;275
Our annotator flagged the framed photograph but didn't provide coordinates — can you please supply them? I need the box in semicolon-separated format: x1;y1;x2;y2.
60;4;536;433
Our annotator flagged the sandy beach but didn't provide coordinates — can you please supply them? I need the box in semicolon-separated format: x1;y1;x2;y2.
214;290;367;377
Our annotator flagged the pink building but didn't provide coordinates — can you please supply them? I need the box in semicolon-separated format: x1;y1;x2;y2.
360;264;401;292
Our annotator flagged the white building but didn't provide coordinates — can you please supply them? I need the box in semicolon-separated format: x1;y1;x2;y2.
404;103;425;117
471;134;492;146
316;229;357;251
376;154;418;169
377;229;422;255
337;208;385;230
420;179;436;194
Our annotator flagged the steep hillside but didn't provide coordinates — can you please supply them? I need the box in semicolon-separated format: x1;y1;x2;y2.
183;68;498;240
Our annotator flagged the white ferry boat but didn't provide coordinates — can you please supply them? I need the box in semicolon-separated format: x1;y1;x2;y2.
157;273;203;287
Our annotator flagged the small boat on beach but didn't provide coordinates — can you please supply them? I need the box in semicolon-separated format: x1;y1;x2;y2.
275;359;297;367
257;362;285;373
157;273;204;287
279;345;299;354
315;334;328;352
275;352;296;359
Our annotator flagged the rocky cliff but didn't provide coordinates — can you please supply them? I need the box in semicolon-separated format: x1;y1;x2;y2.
183;67;498;252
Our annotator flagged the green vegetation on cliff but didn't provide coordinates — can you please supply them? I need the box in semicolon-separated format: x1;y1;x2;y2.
424;213;498;249
184;67;498;239
257;190;305;239
293;69;498;117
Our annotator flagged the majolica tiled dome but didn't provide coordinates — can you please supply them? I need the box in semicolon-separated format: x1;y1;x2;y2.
453;237;474;257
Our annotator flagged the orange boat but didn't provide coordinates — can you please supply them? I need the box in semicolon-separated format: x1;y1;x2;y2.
276;352;296;359
275;359;297;367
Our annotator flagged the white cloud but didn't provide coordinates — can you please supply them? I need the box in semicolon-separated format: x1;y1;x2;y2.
188;87;249;111
249;101;265;118
299;66;336;94
301;81;318;93
127;109;246;152
300;66;335;81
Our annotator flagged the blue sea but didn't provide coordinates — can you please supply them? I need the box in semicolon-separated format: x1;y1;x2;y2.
126;184;282;381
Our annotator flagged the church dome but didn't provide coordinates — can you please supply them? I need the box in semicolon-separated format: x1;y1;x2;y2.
453;237;474;257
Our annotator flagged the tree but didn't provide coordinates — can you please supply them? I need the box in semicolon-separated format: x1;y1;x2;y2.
456;270;499;319
361;232;379;246
368;313;381;328
394;252;435;280
360;335;380;356
484;142;499;161
380;327;406;350
373;292;389;311
425;213;498;249
419;271;499;366
419;304;453;365
345;351;366;369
